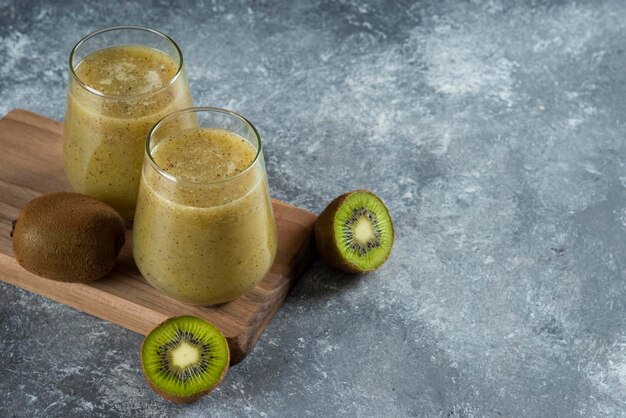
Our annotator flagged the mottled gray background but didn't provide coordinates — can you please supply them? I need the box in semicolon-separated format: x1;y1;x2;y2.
1;0;626;416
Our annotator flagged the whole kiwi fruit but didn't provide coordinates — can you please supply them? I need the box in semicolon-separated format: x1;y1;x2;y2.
11;192;125;283
140;316;230;404
315;190;394;273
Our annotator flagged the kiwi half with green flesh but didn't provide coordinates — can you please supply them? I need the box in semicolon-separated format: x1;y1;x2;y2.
315;190;394;273
140;316;230;404
11;192;125;283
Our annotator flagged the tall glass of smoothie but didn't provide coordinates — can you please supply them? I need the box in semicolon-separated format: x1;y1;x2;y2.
133;108;278;305
64;26;193;219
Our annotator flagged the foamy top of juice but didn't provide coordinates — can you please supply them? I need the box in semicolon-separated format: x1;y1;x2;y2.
153;128;258;183
74;45;178;96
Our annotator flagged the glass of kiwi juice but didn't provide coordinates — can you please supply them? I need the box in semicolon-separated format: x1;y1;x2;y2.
63;26;193;219
132;107;278;306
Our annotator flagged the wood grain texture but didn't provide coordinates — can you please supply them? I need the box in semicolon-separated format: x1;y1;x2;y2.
0;109;317;364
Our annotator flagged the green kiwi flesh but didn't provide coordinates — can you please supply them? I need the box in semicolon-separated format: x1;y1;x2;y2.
11;192;125;283
315;190;394;273
140;316;230;404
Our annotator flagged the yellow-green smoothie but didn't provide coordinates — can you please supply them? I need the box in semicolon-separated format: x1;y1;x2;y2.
132;127;277;305
64;45;193;218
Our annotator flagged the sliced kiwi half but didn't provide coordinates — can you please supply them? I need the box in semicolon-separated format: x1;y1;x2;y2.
315;190;394;273
140;316;230;404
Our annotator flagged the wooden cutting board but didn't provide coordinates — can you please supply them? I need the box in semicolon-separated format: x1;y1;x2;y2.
0;109;317;364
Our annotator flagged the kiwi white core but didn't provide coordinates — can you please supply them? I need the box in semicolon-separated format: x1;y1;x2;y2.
171;341;200;368
353;217;376;244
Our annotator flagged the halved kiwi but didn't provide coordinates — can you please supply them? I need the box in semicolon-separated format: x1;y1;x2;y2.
315;190;394;273
140;316;230;404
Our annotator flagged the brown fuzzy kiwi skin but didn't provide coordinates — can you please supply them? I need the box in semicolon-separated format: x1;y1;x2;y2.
139;317;230;404
314;190;394;274
11;192;125;283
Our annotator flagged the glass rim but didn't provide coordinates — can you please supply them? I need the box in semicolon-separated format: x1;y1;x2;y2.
146;107;263;185
69;25;184;99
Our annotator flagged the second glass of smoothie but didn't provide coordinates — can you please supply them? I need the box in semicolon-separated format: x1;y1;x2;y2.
133;108;277;305
63;26;193;219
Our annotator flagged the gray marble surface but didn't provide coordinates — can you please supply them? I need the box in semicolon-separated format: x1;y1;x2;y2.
1;0;626;416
